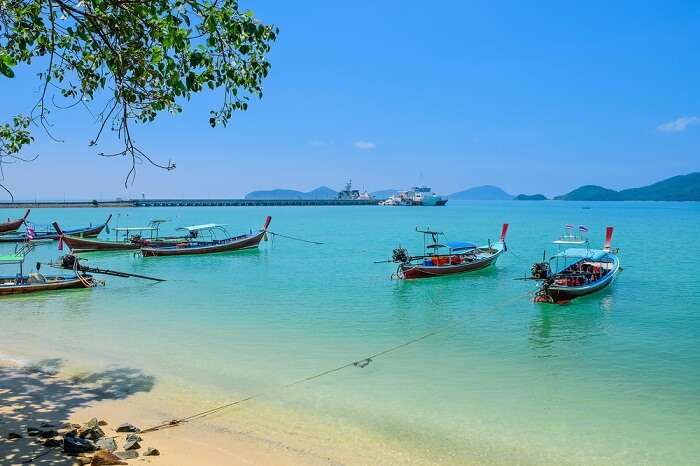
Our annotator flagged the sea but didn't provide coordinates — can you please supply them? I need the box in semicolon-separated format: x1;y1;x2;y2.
1;201;698;465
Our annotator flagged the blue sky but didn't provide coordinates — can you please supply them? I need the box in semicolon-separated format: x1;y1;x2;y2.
1;0;699;199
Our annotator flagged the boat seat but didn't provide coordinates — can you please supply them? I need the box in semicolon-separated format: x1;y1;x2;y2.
28;272;47;284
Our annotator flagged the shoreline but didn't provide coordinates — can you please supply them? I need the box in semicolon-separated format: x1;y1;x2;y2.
0;353;454;466
0;356;340;465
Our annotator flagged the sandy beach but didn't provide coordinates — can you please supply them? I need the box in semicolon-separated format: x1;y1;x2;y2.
0;357;338;466
0;356;437;466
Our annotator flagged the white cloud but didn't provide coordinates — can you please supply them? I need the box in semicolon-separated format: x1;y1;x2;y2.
656;116;700;133
354;140;376;150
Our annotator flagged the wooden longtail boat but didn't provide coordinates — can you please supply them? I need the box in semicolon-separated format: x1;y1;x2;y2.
390;224;508;279
0;245;95;296
53;219;190;253
0;209;30;234
141;216;272;257
532;226;621;304
0;215;112;243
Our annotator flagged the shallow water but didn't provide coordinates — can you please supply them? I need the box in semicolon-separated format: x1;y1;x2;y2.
1;201;699;465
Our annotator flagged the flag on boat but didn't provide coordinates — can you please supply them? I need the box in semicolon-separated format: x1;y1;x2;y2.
578;225;589;233
26;226;35;241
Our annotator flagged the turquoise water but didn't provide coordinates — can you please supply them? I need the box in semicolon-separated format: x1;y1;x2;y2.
1;202;699;464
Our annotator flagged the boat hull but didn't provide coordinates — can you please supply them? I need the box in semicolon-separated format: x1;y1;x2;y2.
400;246;503;279
0;275;94;296
141;230;266;257
0;222;109;243
62;235;140;252
0;209;30;234
538;256;621;303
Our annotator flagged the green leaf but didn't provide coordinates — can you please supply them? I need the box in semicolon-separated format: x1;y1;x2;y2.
152;47;164;64
0;63;15;78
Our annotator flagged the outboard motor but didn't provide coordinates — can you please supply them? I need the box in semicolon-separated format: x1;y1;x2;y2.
531;262;551;279
392;247;409;264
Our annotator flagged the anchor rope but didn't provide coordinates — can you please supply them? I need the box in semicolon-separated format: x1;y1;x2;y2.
140;291;528;434
267;231;324;245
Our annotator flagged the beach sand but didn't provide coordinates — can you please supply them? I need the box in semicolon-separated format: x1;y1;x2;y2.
0;358;340;465
0;358;434;466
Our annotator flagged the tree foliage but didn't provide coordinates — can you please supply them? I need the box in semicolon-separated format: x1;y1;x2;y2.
0;0;277;189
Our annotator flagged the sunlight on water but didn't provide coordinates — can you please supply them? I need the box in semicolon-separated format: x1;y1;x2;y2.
1;201;699;464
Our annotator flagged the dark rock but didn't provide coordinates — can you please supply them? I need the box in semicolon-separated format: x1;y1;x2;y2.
80;425;105;440
91;450;127;465
63;428;78;438
125;433;142;443
123;439;140;450
27;427;41;436
7;432;22;439
114;450;138;460
143;447;160;456
98;420;108;426
63;435;96;454
43;437;63;447
39;428;60;438
95;437;117;452
40;422;56;428
115;423;139;433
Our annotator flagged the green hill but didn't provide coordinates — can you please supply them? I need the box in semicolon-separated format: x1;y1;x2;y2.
514;194;548;200
555;185;622;201
555;173;700;201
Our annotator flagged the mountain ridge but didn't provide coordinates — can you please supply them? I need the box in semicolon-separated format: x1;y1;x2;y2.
555;172;700;201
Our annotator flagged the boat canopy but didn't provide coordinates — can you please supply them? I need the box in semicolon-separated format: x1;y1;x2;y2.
447;241;476;251
113;227;158;232
553;238;587;245
180;223;226;232
0;254;24;264
554;248;609;261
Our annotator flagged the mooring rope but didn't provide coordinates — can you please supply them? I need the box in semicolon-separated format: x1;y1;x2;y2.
267;231;324;245
140;291;528;434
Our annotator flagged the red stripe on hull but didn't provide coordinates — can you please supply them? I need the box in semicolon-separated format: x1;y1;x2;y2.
141;231;265;257
400;252;501;279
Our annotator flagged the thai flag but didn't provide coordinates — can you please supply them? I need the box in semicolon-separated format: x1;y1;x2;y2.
578;225;589;233
26;226;36;241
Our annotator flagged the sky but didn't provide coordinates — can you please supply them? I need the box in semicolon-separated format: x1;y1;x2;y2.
1;0;699;199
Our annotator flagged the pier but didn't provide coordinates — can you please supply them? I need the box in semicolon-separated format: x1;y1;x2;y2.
0;198;382;208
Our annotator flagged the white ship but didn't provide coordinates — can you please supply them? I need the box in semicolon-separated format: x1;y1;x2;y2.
379;186;447;206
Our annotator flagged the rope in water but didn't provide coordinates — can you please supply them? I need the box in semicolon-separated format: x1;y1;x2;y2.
267;231;324;245
140;291;529;434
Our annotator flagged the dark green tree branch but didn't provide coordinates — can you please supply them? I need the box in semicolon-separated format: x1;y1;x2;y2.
0;0;278;187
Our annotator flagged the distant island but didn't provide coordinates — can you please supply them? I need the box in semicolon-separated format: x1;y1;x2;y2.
243;173;700;202
448;185;513;200
555;172;700;201
245;186;338;200
514;194;547;200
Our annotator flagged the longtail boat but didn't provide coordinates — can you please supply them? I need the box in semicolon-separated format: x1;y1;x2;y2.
388;224;508;279
532;225;621;304
141;216;271;257
0;215;112;243
53;219;190;253
0;244;95;296
0;209;30;234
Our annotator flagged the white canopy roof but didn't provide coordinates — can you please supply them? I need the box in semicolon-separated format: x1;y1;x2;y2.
180;223;227;232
